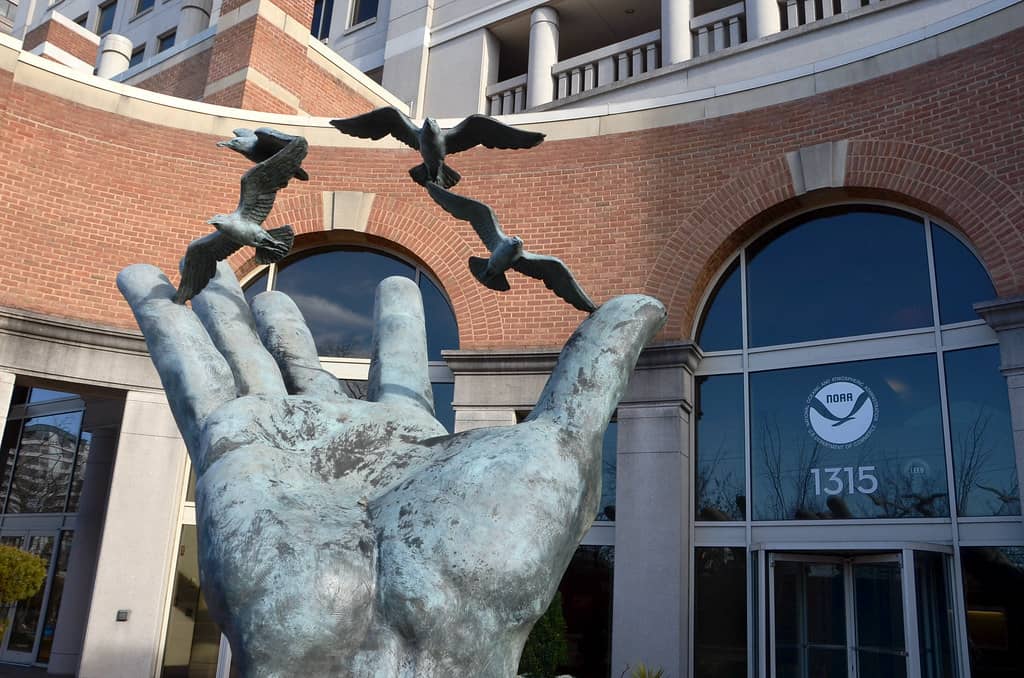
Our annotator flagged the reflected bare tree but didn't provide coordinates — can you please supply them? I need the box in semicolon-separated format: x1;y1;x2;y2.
696;441;744;520
758;416;821;519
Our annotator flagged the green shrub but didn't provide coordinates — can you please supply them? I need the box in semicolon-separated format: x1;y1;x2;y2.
0;545;46;604
518;592;569;678
623;662;665;678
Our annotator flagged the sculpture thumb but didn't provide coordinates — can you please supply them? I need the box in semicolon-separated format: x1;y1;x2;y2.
525;294;667;434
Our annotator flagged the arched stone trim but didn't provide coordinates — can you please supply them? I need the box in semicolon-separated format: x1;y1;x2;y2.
645;156;795;339
652;141;1024;341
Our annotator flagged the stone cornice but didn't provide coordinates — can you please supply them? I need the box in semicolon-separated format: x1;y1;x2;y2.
444;341;702;375
0;305;145;354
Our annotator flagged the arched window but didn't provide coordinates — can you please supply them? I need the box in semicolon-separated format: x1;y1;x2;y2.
693;205;1017;521
242;245;459;432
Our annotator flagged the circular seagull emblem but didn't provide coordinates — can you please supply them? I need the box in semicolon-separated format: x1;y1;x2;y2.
804;377;878;448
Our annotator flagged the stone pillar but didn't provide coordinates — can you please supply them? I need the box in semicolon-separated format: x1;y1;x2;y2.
974;296;1024;519
660;0;693;66
0;371;15;425
48;424;120;676
745;0;782;40
381;0;434;117
177;0;213;42
78;391;189;678
526;7;559;109
610;344;700;678
94;34;132;78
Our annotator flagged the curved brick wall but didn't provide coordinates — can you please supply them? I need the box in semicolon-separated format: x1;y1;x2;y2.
0;26;1021;349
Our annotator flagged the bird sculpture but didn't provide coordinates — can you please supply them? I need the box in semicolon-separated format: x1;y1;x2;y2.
330;107;545;188
174;135;307;304
425;182;596;313
217;128;310;181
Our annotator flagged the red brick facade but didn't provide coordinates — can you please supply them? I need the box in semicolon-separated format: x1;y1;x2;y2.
23;16;98;65
0;27;1021;350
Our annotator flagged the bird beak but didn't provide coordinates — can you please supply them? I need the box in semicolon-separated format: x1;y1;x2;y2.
215;141;230;147
206;218;216;225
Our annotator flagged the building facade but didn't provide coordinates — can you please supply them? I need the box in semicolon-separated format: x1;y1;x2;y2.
0;0;1020;676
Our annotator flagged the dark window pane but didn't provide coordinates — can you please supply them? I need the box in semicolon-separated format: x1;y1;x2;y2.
932;225;995;325
7;535;54;652
74;13;88;26
162;525;222;677
136;0;154;13
751;354;949;520
694;547;747;678
36;531;74;663
431;382;454;434
746;208;933;347
419;274;459;361
129;48;145;68
65;430;92;512
158;32;176;52
311;0;333;39
97;2;116;34
916;551;955;678
7;412;83;514
596;420;616;522
697;259;742;352
961;546;1024;678
854;562;905;651
695;374;745;520
520;545;613;678
352;0;378;24
944;346;1020;516
273;249;414;358
242;268;269;307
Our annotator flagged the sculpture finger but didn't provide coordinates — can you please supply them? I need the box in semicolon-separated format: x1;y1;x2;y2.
250;292;346;398
190;263;287;397
367;276;434;415
526;295;667;433
117;264;236;454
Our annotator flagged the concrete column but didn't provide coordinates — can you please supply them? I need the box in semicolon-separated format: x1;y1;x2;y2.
974;297;1024;520
0;371;15;425
422;28;499;117
94;34;132;78
381;0;435;117
48;425;120;676
78;391;189;678
746;0;782;38
611;344;700;678
526;7;559;108
660;0;693;65
177;0;213;42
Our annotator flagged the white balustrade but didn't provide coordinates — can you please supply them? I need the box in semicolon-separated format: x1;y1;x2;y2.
690;2;746;57
550;29;661;101
780;0;875;30
485;74;528;115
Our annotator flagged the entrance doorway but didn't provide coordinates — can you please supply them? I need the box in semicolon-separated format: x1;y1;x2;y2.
765;550;957;678
0;531;71;666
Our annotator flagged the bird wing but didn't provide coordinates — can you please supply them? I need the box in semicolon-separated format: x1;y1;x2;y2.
175;232;243;303
443;114;546;155
330;107;420;149
425;182;506;251
237;135;308;225
512;251;597;312
807;398;845;423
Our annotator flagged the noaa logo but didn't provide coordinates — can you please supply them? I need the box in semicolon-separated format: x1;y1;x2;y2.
804;377;878;448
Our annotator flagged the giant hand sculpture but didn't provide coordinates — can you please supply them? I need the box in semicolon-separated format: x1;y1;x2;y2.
117;261;665;678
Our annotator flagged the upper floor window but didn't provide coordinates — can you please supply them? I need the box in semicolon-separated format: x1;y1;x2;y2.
96;1;116;35
158;30;176;52
694;205;1018;521
350;0;378;26
135;0;153;14
243;245;459;431
129;46;145;68
311;0;333;40
73;13;87;27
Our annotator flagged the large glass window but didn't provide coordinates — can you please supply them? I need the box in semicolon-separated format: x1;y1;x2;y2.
693;205;1016;522
694;547;747;678
961;546;1024;678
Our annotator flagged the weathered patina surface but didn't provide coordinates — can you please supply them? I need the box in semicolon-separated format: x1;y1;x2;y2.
118;261;665;677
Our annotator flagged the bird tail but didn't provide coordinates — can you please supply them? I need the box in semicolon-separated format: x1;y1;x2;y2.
438;164;461;188
408;163;461;188
294;167;310;181
255;225;295;264
469;256;510;291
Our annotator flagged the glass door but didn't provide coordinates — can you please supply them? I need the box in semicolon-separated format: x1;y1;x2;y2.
769;553;907;678
0;531;58;665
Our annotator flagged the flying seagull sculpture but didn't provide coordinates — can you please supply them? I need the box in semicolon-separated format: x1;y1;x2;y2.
217;128;309;181
425;182;597;313
330;107;545;188
174;134;307;304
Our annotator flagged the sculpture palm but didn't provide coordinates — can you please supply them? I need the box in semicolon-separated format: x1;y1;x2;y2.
117;262;665;678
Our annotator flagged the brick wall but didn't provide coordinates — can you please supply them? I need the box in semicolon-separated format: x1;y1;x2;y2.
23;17;98;65
134;48;213;101
0;28;1021;350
